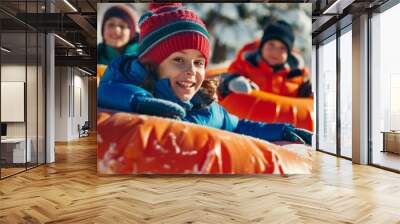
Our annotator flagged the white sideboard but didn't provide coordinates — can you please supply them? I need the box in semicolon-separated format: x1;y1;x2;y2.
1;138;32;163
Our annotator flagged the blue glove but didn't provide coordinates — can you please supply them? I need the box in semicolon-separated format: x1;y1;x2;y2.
282;125;313;145
131;96;186;119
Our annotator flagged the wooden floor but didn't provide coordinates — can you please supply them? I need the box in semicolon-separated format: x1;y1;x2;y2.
1;167;25;178
372;150;400;171
1;135;400;223
1;163;43;178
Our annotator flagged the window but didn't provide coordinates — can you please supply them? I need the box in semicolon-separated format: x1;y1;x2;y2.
317;36;337;154
371;3;400;171
339;28;352;158
0;0;46;179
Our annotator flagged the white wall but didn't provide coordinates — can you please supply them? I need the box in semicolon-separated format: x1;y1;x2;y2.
74;73;89;121
55;67;89;141
71;72;89;138
55;66;69;141
1;65;26;82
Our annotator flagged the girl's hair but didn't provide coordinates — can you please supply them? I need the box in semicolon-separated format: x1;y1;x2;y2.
141;62;218;108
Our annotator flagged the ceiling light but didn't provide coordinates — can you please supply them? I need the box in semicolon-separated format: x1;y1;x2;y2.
54;34;75;48
1;47;11;53
76;48;85;55
322;0;355;15
322;0;342;14
63;0;78;12
78;67;93;76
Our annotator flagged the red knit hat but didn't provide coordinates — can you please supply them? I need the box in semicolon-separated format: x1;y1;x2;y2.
101;5;139;42
137;3;210;66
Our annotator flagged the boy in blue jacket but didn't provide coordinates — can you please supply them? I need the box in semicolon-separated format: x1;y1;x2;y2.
98;3;312;144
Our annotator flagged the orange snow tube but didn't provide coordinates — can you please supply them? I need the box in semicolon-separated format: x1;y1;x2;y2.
97;111;312;175
205;67;314;132
97;64;107;87
219;91;314;131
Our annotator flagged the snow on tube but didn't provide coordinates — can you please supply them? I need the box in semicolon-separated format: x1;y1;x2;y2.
97;111;312;175
219;90;314;131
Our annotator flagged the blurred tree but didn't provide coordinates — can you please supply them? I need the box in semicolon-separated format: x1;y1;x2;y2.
187;3;311;68
124;3;311;68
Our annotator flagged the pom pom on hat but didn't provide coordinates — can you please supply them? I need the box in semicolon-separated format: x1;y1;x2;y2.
137;3;210;66
148;3;183;12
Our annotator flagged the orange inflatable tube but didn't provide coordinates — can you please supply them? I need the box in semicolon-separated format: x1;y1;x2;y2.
97;64;107;87
97;111;312;175
219;90;314;131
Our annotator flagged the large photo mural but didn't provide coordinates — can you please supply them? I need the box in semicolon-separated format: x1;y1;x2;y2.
97;2;313;175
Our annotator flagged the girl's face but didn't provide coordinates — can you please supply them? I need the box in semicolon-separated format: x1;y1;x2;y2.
103;17;131;49
261;40;288;66
158;49;206;101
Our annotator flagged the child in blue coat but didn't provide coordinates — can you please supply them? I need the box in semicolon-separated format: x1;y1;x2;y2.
98;3;312;144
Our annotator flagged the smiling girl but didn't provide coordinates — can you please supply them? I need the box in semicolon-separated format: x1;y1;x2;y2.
98;3;312;144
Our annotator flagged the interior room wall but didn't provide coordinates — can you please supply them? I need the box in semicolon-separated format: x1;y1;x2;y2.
54;67;89;141
1;64;39;139
55;66;70;141
71;72;89;138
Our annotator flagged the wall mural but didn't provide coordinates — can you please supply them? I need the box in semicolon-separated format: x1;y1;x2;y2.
97;2;313;175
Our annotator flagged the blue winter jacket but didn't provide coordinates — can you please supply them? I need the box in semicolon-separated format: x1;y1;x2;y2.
98;55;293;142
